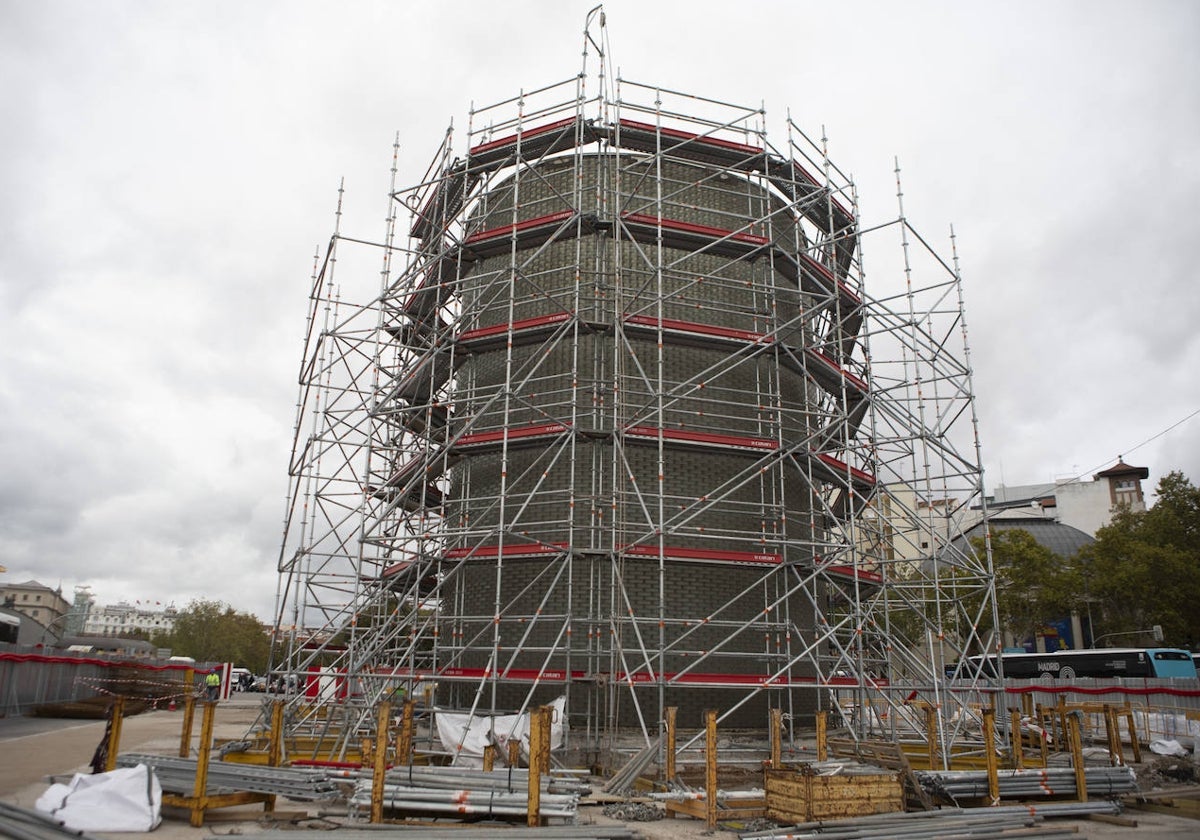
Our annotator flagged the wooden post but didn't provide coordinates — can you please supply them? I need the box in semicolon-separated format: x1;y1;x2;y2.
189;701;217;827
179;695;196;758
508;737;521;768
265;699;284;813
665;706;677;781
483;744;496;772
1123;705;1142;764
815;710;828;762
924;705;938;770
104;696;126;772
369;701;391;823
705;709;718;830
538;705;553;773
527;707;545;827
769;707;782;769
1104;705;1124;766
1010;708;1024;770
396;699;416;767
982;707;999;806
1066;711;1087;802
1021;692;1033;718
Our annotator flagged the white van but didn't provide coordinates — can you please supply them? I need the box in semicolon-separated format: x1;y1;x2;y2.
230;667;252;691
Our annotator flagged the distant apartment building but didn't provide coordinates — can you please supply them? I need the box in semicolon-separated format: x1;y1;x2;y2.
0;580;71;630
83;601;178;638
986;459;1149;537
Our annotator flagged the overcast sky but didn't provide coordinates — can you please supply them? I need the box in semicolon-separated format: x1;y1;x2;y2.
2;1;1197;621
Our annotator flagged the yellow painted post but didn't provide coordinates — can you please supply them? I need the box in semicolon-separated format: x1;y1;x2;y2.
190;701;217;827
815;710;828;762
924;705;938;770
705;709;718;830
179;695;196;758
483;744;496;772
770;707;782;769
1010;708;1024;769
1021;692;1033;718
665;706;677;781
527;707;545;827
370;701;391;823
104;696;126;772
982;707;999;805
1066;712;1087;802
397;699;415;767
508;737;521;768
1104;705;1124;766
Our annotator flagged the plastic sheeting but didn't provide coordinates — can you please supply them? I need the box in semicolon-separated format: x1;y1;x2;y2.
435;696;566;768
35;763;162;832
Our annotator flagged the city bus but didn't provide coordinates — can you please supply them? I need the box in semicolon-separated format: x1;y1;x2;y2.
958;648;1197;680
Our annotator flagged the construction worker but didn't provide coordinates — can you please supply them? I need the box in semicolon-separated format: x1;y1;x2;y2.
205;668;221;701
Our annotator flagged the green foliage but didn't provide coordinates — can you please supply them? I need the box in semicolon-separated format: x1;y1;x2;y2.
152;599;270;672
1077;471;1200;648
971;528;1079;645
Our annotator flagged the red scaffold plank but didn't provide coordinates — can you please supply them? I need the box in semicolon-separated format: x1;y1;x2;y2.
807;348;869;393
625;425;779;453
443;541;570;561
464;209;575;247
813;451;876;486
621;544;782;566
616;118;763;156
824;564;884;585
621;212;771;248
454;422;570;449
469;117;579;157
458;311;572;344
623;314;771;345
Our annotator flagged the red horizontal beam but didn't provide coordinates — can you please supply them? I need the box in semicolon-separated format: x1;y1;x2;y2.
790;162;855;223
469;117;578;157
621;212;771;248
464;210;575;247
824;564;883;585
814;451;876;486
458;312;572;343
622;544;781;566
454;422;570;448
444;541;570;561
626;425;779;452
624;314;770;345
808;348;869;393
617;119;763;156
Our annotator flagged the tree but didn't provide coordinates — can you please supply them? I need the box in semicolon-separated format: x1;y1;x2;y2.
152;599;271;673
1076;471;1200;649
971;528;1080;647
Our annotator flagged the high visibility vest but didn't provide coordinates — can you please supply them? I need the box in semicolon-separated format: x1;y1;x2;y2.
206;672;220;686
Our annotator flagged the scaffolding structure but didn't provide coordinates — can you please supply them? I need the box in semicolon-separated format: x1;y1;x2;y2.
271;21;1001;767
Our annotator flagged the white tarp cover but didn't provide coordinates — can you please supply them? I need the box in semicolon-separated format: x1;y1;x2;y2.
36;763;162;831
436;696;567;768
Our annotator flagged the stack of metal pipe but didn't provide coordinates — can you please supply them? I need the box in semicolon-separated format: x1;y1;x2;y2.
115;753;341;800
739;801;1124;840
917;765;1137;802
0;801;106;840
253;828;645;840
347;765;586;821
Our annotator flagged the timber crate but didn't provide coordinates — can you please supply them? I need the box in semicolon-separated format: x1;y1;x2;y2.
764;766;905;824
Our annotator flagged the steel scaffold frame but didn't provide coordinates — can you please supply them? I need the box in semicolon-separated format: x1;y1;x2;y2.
269;22;1001;767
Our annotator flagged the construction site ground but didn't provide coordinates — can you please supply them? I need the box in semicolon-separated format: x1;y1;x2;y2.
3;693;1199;839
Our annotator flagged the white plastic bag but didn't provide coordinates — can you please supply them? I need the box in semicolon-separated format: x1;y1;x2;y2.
36;763;162;832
